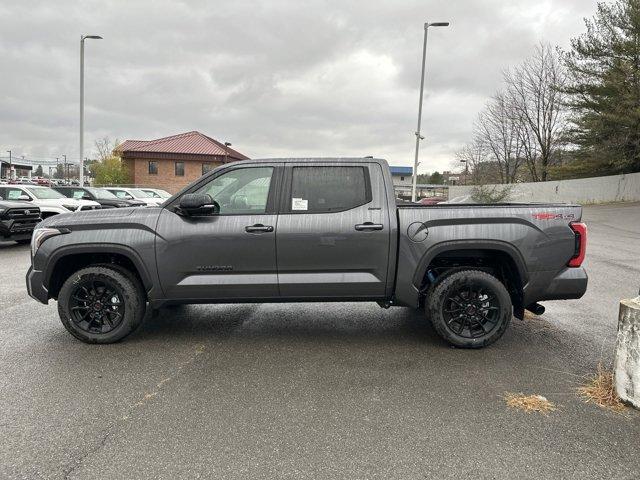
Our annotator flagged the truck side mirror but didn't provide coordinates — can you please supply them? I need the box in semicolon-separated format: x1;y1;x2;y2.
178;193;220;216
18;194;31;201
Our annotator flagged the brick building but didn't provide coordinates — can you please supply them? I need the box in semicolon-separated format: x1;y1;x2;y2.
115;131;249;193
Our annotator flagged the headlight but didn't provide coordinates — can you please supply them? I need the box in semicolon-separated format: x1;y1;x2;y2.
62;204;78;212
31;227;66;257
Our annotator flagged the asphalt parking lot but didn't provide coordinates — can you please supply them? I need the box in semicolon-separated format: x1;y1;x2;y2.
1;203;639;479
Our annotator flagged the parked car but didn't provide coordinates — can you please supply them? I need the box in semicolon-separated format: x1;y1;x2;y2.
419;196;447;205
53;186;147;209
0;199;41;244
32;177;50;186
444;195;473;204
140;188;172;201
104;187;163;206
0;185;101;218
27;158;588;347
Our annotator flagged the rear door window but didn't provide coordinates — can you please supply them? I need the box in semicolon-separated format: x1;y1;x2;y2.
289;166;371;213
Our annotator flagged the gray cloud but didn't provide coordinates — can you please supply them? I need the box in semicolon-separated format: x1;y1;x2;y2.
0;0;597;172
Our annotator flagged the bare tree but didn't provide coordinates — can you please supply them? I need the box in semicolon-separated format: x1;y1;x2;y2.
94;137;120;162
505;43;567;181
475;91;525;184
456;138;489;185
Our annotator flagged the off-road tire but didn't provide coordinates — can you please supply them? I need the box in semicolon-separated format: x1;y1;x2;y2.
58;266;146;344
426;269;512;348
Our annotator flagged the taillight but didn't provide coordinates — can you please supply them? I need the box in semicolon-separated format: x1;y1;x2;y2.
568;222;587;267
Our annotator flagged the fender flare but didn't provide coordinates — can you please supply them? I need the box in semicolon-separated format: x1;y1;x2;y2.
44;243;154;292
411;240;529;289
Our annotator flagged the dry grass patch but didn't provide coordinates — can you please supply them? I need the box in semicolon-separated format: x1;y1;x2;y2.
521;311;555;331
578;364;627;414
504;392;558;415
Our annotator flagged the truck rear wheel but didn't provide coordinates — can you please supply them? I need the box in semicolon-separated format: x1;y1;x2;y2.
426;269;512;348
57;266;146;344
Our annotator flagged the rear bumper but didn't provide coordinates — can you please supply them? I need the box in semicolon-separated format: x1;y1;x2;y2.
26;266;49;304
525;267;588;304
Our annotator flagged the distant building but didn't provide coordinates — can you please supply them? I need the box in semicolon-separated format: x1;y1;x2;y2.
1;159;32;180
115;131;249;193
389;166;413;186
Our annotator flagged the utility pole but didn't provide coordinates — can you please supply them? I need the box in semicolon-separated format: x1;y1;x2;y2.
6;150;11;180
411;21;449;203
63;154;67;183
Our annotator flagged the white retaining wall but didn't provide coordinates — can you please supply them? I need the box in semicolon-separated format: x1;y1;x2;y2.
448;172;640;204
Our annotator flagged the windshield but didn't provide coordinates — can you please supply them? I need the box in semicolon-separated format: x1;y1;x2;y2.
27;187;66;200
143;189;171;199
86;188;118;200
129;189;151;198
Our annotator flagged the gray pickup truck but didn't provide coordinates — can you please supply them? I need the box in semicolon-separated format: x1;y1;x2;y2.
26;158;587;348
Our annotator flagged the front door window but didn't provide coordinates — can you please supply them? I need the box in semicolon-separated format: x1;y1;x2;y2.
195;167;273;215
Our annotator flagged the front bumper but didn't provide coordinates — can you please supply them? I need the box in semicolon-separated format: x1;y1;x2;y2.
0;219;37;241
26;266;49;304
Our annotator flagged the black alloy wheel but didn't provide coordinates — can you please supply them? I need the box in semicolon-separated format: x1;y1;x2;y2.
69;279;125;334
442;284;501;339
426;269;512;348
58;266;146;343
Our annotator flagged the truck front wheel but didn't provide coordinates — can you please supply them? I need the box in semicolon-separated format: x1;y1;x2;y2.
57;266;146;344
426;270;512;348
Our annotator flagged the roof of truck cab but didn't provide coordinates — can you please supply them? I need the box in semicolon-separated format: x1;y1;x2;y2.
223;157;390;166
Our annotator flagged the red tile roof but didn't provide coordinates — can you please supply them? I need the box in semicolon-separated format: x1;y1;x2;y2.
116;131;249;160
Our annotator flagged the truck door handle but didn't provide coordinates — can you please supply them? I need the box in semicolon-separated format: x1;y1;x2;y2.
355;222;384;231
245;224;274;233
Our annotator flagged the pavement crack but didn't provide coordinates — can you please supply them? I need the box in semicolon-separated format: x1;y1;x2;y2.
62;425;114;480
125;343;207;416
60;344;207;478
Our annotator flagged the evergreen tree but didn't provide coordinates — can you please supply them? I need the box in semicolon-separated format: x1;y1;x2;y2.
564;0;640;174
429;171;444;184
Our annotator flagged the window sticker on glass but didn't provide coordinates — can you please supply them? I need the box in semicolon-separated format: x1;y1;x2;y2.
292;198;308;211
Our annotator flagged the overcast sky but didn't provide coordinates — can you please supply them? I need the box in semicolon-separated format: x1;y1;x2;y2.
0;0;598;173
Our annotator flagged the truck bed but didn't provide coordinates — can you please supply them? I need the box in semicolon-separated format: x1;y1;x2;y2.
393;202;586;308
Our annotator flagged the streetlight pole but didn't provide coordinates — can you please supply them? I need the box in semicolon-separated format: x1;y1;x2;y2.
460;159;469;185
224;142;232;164
80;34;102;187
411;21;449;203
62;154;67;183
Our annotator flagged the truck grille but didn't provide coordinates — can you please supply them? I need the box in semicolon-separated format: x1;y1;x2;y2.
4;207;41;220
3;207;41;233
